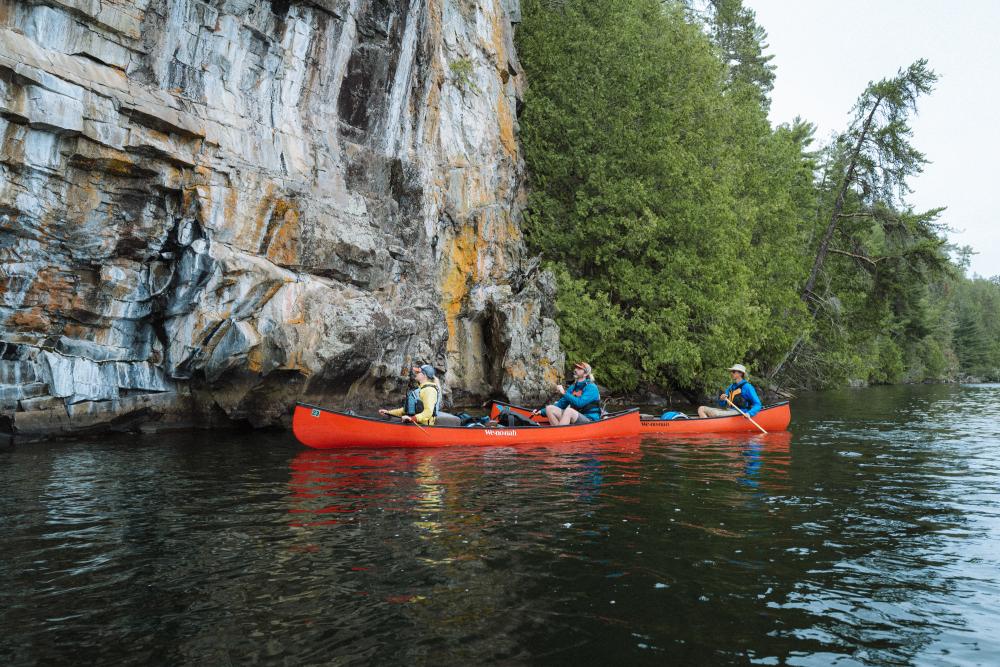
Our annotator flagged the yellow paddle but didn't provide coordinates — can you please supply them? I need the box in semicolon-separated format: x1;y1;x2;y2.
724;396;768;434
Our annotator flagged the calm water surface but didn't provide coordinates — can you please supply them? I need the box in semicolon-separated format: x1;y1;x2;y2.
2;384;999;665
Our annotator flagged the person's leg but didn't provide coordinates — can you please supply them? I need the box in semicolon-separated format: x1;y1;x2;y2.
558;406;580;425
546;405;563;426
700;406;739;418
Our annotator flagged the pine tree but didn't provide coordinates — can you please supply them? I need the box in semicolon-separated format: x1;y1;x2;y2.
802;60;940;308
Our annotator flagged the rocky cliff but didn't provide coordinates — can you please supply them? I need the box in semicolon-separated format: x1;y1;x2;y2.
0;0;562;440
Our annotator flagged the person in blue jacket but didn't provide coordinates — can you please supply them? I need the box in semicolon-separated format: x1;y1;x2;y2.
533;362;602;425
697;364;762;418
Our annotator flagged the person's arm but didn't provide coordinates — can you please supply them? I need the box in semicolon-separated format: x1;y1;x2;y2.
412;385;437;424
386;407;404;417
717;385;730;409
743;384;762;417
554;394;570;410
564;383;599;410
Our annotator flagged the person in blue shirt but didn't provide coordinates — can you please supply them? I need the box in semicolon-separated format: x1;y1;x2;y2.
697;364;762;418
533;362;602;425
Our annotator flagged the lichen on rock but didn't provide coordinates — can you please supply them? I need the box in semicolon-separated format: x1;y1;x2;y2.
0;0;562;440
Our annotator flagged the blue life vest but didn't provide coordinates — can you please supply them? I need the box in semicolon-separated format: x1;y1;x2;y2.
404;382;440;416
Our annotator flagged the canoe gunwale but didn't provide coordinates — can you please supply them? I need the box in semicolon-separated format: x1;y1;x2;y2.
487;400;791;433
638;401;790;423
296;402;640;430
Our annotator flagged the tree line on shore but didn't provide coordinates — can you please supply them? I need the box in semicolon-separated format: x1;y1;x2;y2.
515;0;1000;395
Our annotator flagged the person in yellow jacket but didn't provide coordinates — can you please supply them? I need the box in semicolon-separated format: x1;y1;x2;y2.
379;364;441;425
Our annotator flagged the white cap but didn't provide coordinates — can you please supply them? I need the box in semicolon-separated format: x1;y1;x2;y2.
727;364;748;376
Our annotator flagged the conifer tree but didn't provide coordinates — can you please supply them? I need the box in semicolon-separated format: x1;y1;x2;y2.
801;60;940;309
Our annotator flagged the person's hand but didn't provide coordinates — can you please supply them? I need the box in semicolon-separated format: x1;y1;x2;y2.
401;415;413;423
556;384;565;395
378;409;389;416
530;409;540;416
719;393;728;401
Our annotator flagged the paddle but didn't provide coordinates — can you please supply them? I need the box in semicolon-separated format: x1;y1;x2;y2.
400;415;433;438
723;396;768;434
380;409;433;438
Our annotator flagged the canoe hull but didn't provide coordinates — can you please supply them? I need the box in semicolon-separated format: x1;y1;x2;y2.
640;402;790;434
489;401;791;434
292;403;641;449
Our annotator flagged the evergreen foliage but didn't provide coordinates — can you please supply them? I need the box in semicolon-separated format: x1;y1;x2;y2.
516;0;998;394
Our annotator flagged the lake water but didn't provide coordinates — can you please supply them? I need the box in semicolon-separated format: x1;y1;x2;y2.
2;384;998;665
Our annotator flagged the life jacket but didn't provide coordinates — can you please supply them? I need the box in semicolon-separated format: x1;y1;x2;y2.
570;380;602;418
726;380;752;410
405;382;440;416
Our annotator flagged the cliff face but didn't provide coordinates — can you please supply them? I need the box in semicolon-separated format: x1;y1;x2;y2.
0;0;562;439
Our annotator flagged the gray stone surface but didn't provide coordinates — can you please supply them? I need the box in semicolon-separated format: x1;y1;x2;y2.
0;0;562;440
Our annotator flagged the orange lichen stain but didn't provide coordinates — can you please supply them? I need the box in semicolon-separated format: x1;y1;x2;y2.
73;145;140;177
506;219;522;241
66;183;101;221
474;209;513;278
187;184;215;228
264;202;301;266
9;308;51;332
543;364;561;385
283;348;310;374
507;362;527;380
496;93;517;158
62;323;88;338
254;284;286;322
521;301;534;327
247;345;264;374
249;184;278;247
223;185;239;230
250;186;302;264
440;225;480;354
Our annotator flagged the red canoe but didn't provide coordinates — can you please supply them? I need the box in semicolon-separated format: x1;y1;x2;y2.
489;401;791;434
292;403;641;449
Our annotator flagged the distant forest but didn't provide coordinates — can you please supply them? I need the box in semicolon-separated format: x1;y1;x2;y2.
516;0;1000;394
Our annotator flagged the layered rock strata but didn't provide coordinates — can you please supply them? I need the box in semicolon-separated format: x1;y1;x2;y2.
0;0;562;440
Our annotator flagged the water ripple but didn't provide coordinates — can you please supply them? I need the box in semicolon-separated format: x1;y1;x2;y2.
1;385;999;665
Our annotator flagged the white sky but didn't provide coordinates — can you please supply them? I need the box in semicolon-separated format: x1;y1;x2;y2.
747;0;999;278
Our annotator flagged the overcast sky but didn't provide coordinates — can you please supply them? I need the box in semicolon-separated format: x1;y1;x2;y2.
747;0;999;278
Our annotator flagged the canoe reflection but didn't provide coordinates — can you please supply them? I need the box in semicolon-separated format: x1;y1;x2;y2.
643;431;792;494
287;440;643;528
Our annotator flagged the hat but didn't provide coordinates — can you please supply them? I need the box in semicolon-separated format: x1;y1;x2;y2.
413;364;436;379
727;364;748;376
574;361;592;375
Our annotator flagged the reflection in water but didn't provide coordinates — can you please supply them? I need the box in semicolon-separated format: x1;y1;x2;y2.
2;385;999;665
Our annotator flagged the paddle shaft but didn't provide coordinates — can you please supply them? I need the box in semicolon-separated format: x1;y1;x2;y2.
724;396;768;434
384;411;434;437
410;420;432;438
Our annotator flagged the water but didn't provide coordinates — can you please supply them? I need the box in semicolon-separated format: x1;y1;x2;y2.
2;384;999;665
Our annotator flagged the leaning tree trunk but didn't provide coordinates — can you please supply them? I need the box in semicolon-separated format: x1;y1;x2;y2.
769;97;885;383
800;96;883;310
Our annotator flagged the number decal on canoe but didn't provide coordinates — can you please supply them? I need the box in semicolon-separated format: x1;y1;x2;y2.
311;409;320;418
